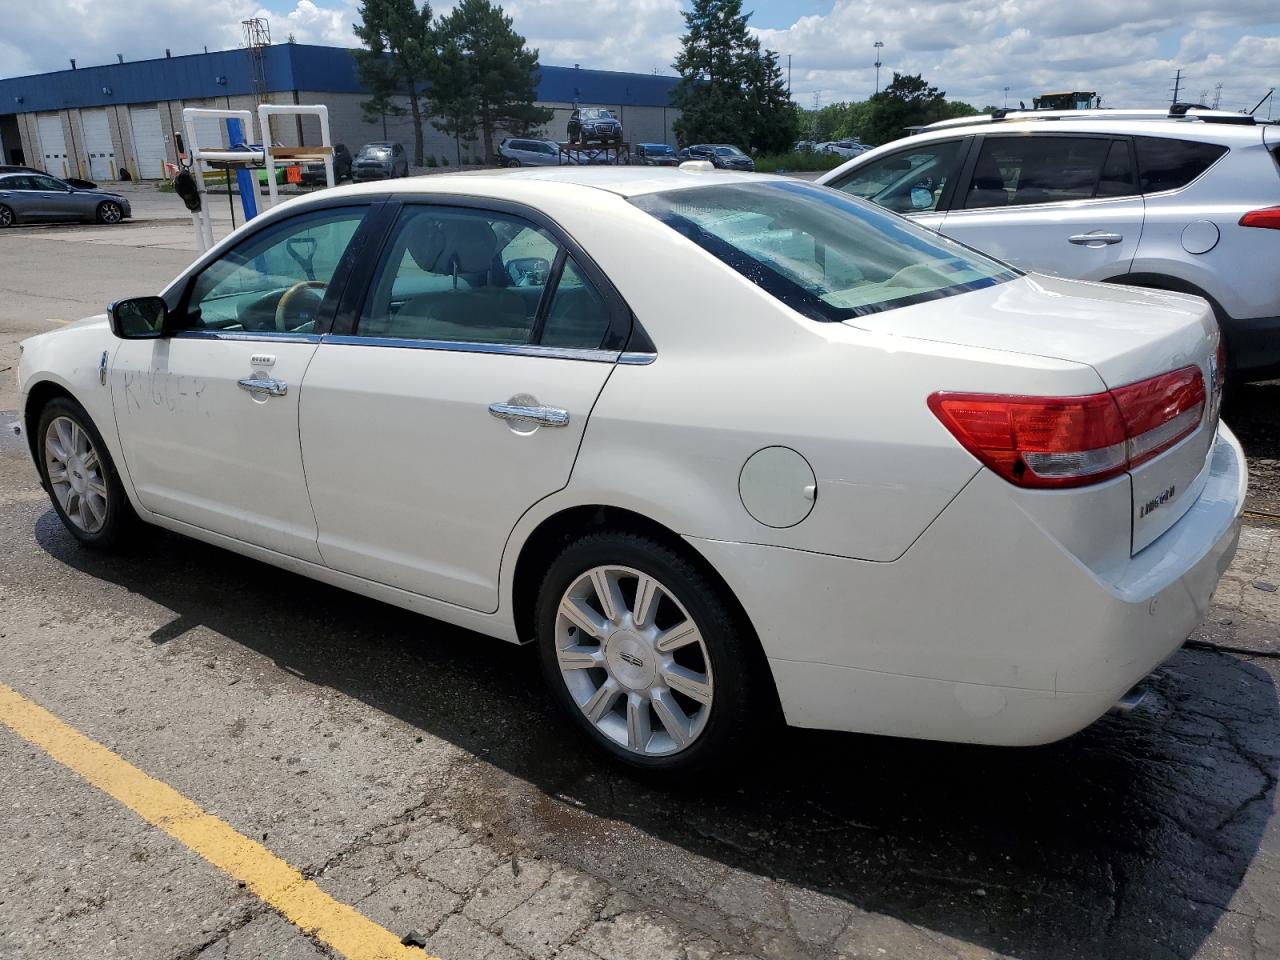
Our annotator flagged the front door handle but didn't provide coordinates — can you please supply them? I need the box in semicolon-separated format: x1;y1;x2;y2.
489;400;569;428
1068;232;1123;246
238;376;288;398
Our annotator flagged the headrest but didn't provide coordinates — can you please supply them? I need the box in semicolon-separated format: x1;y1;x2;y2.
446;218;498;275
404;218;447;272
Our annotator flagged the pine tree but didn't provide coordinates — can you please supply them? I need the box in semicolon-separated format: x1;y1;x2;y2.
671;0;797;152
433;0;552;163
352;0;435;165
429;37;480;166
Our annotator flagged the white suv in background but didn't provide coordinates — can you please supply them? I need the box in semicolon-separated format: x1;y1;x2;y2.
819;110;1280;382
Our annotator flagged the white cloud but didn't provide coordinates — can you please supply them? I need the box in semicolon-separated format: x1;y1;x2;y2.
1;0;1276;116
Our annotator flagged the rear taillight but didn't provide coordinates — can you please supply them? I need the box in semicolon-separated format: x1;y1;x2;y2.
929;365;1206;488
1239;206;1280;229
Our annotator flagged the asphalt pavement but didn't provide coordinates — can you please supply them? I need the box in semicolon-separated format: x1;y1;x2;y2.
1;197;1278;960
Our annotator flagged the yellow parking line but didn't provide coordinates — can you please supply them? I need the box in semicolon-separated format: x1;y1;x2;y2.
0;682;430;960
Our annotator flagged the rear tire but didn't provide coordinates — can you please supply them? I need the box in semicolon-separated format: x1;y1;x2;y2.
36;397;139;550
96;201;123;225
0;203;14;227
535;530;772;777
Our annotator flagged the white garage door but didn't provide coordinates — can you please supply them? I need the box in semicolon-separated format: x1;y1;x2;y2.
129;106;167;179
81;109;116;181
36;113;69;178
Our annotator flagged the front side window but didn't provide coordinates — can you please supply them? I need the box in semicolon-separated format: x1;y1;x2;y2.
0;175;36;190
33;175;66;191
632;180;1016;320
1134;136;1228;193
963;136;1111;209
358;206;612;349
831;140;966;214
186;207;366;333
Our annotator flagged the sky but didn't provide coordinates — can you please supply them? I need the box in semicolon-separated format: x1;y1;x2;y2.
2;0;1277;115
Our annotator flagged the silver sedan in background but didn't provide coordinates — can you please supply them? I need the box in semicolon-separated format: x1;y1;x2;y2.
0;172;131;227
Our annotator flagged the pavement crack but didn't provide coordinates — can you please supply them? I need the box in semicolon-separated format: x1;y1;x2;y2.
1186;639;1280;660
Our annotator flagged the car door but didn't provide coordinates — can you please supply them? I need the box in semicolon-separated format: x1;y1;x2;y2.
299;200;629;612
30;174;80;222
110;203;374;560
824;138;970;232
939;134;1144;279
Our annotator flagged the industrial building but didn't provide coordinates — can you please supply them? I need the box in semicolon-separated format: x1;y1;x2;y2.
0;43;682;180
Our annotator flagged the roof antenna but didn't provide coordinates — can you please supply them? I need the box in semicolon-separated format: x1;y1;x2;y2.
1248;88;1274;117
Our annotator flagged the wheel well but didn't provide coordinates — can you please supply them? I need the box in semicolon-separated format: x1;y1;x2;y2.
22;380;75;467
1104;272;1228;321
512;506;756;650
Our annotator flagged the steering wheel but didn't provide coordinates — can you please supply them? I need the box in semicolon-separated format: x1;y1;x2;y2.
274;281;327;332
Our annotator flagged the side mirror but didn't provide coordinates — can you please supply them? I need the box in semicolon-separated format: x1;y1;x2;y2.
108;296;168;339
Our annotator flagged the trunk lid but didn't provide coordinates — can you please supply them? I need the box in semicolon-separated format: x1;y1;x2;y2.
866;274;1221;554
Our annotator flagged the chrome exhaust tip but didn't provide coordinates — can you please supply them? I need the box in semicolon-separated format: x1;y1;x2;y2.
1109;685;1147;716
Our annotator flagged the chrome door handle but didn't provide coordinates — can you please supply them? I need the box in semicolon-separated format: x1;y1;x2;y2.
1068;232;1123;246
488;401;570;428
238;376;288;398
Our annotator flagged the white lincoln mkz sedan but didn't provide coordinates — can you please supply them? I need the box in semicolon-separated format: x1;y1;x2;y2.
17;167;1246;774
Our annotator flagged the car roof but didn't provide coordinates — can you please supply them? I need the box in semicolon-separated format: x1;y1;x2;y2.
304;166;780;202
910;113;1269;145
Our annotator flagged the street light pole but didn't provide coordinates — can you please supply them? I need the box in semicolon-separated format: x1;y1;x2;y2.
1003;86;1010;108
874;41;884;95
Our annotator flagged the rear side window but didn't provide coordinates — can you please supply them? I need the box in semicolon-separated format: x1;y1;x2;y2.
1134;137;1227;193
963;136;1111;208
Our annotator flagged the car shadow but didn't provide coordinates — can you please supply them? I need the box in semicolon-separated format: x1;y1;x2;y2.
34;510;1279;960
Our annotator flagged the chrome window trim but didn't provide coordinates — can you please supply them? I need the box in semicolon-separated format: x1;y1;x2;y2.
171;330;324;343
618;351;657;365
322;333;632;364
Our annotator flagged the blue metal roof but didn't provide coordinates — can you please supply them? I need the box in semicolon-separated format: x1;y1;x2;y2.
0;44;679;114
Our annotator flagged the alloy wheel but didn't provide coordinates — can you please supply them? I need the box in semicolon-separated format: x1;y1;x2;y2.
44;416;109;533
100;202;122;224
554;565;714;756
0;204;13;227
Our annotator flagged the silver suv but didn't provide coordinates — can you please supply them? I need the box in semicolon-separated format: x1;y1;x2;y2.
499;138;564;167
818;110;1280;382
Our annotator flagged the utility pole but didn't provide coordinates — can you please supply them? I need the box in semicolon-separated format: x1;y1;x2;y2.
1003;86;1010;108
873;41;884;95
1170;68;1182;105
1212;82;1223;109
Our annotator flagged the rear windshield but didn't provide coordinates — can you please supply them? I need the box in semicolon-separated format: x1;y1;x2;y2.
631;180;1017;320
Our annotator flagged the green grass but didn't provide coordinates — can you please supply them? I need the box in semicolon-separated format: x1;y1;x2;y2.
753;151;845;173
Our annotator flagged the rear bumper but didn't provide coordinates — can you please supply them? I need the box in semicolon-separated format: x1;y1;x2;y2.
1222;314;1280;382
688;425;1247;746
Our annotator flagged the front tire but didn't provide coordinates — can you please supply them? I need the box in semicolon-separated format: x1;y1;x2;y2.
96;201;123;224
535;531;769;775
37;397;138;549
0;203;14;227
